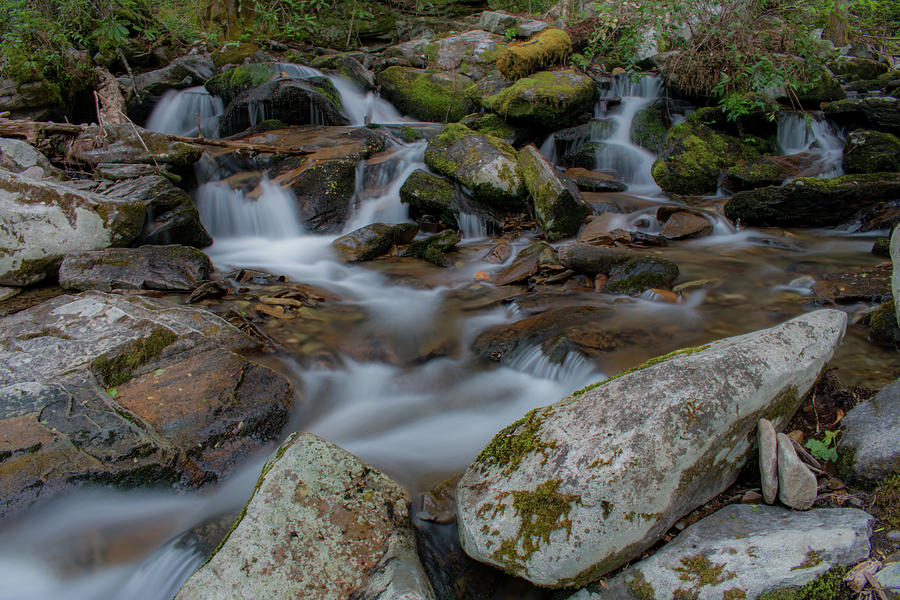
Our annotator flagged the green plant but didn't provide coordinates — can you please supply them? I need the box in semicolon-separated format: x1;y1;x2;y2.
504;26;517;41
805;429;839;462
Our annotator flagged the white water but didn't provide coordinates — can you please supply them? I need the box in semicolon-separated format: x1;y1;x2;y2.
145;87;224;137
776;112;844;178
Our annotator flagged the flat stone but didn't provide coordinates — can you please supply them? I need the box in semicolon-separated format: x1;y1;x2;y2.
59;245;212;292
494;242;557;285
777;432;818;510
758;418;778;504
838;379;900;482
660;211;713;240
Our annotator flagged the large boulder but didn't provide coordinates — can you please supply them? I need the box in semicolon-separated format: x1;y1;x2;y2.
0;169;146;286
205;63;278;105
427;30;508;80
70;124;203;169
569;505;873;600
838;380;900;483
399;169;460;229
482;70;597;131
824;96;900;136
58;245;212;292
456;310;847;587
518;145;590;241
843;129;900;174
497;29;572;80
101;175;213;247
0;138;64;180
311;53;375;90
0;291;291;518
0;77;64;121
376;66;476;123
219;77;347;137
174;432;435;600
724;173;900;227
424;123;525;210
478;11;549;38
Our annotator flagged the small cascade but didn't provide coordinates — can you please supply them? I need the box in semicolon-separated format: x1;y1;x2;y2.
196;178;305;239
589;74;663;192
458;212;490;240
505;345;600;389
345;141;426;230
145;87;224;137
776;113;844;178
539;133;557;163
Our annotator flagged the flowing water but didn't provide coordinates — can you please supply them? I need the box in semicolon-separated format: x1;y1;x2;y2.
7;71;899;598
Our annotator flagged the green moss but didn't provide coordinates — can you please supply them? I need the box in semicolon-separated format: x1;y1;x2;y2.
205;63;273;103
482;70;598;130
474;406;557;475
723;589;747;600
875;473;900;530
631;105;669;154
212;42;260;68
791;550;823;570
758;566;847;599
860;299;900;347
377;66;472;123
572;344;711;397
491;479;581;568
727;161;783;184
673;554;735;587
497;29;572;80
91;328;178;388
629;570;657;600
400;126;421;142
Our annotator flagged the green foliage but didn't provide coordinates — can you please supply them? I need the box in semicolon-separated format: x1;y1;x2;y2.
805;429;839;462
487;0;555;16
758;566;847;599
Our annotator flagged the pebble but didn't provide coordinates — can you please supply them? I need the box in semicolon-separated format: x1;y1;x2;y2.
758;418;778;504
777;432;818;510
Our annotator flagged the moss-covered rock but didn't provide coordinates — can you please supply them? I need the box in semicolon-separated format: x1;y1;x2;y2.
604;256;679;294
873;237;890;257
723;154;818;192
563;141;604;170
399;169;459;229
518;145;590;241
211;42;261;68
724;173;900;227
860;300;900;347
59;245;212;293
0;76;65;121
430;30;508;80
482;70;598;132
424;123;526;210
651;118;772;196
310;53;375;90
631;103;669;154
824;96;900;136
828;57;889;82
497;29;572;81
842;129;900;174
688;94;780;138
331;222;418;262
402;229;460;266
205;63;275;105
376;66;475;123
789;69;845;108
459;112;527;146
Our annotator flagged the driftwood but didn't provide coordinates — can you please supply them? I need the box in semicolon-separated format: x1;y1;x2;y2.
0;117;313;156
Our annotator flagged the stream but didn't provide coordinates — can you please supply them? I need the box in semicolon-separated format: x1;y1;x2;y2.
2;67;898;599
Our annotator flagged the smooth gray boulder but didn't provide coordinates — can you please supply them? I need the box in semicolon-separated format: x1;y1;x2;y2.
777;433;818;509
758;418;778;504
477;11;548;37
838;379;900;482
429;30;507;80
0;169;146;286
0;138;63;179
456;309;847;588
175;432;435;600
566;504;873;600
59;245;212;292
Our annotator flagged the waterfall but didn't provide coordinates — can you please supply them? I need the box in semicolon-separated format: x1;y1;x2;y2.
776;112;844;178
195;178;305;239
145;87;224;137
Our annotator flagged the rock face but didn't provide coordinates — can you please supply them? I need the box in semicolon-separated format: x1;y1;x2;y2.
377;66;475;123
175;432;435;600
843;129;900;174
838;379;900;482
58;245;212;292
725;173;900;228
456;310;847;588
568;505;873;600
311;53;374;90
824;96;900;136
71;124;203;169
482;70;597;131
776;433;818;510
518;145;590;241
494;242;557;286
0;292;292;518
424;123;525;209
0;169;147;286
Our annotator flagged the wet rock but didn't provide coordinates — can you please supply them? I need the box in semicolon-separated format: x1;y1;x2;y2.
332;223;419;262
811;262;891;303
791;69;845;107
205;63;278;105
519;145;590;241
565;168;627;193
0;77;64;121
838;379;900;482
429;30;508;81
494;242;557;285
59;245;212;292
482;241;512;264
457;310;846;587
399;169;459;229
102;175;212;247
570;505;873;600
71;124;203;169
458;113;527;146
0;169;147;286
777;433;818;510
659;211;713;240
563;141;604;170
759;418;778;504
377;67;475;123
403;230;460;267
824;97;900;136
630;102;669;154
481;70;598;131
723;153;819;192
122;55;216;121
424;123;525;210
843;129;900;174
497;29;571;81
725;173;900;227
478;11;548;38
556;242;632;275
219;77;347;137
873;237;891;257
860;300;900;347
0;138;63;180
311;53;375;90
605;256;679;294
174;432;434;600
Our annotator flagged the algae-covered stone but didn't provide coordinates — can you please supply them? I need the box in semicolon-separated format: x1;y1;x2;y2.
399;169;460;229
482;70;598;131
205;63;276;105
331;222;418;262
457;310;847;587
402;229;460;267
604;256;679;294
424;123;525;209
376;66;475;123
824;96;900;136
843;129;900;174
211;42;261;68
724;173;900;227
497;29;572;80
311;53;375;90
630;103;669;154
174;432;435;600
829;57;889;81
459;112;526;146
569;505;873;600
59;245;212;292
518;145;590;241
0;169;147;286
